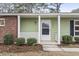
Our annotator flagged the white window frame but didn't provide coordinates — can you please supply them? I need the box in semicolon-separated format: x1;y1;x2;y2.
0;18;5;26
74;20;79;37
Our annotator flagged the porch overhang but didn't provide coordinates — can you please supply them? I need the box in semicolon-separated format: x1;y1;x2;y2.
0;13;79;18
0;13;78;15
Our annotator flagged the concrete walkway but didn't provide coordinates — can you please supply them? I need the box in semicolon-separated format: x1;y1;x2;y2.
43;44;79;52
43;44;62;51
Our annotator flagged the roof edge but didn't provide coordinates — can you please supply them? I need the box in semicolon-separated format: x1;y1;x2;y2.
0;12;79;16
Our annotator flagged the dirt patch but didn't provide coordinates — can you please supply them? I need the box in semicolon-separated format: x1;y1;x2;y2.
60;43;79;48
0;51;79;56
0;44;43;52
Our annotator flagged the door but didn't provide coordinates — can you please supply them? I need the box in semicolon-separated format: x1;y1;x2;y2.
41;20;51;41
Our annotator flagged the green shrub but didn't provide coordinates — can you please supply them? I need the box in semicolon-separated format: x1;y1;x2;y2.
75;37;79;43
27;38;37;46
16;38;25;46
62;35;73;44
3;33;14;45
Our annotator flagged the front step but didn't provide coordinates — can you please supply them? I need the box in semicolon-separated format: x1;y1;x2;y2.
40;40;58;44
43;44;59;48
40;42;58;44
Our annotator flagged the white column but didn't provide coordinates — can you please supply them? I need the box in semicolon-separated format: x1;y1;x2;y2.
38;15;41;43
57;15;61;44
18;15;20;38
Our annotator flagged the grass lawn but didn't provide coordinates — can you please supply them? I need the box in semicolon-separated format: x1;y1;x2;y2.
0;51;79;56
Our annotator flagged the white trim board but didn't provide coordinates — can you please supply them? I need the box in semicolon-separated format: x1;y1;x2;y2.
1;13;79;16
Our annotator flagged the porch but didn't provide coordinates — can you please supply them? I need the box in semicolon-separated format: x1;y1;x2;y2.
17;13;79;45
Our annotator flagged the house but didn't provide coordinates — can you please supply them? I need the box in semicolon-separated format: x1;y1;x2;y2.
0;13;79;44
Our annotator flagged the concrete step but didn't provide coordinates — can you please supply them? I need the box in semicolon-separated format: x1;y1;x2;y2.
42;44;62;51
43;48;62;51
43;44;59;48
40;40;57;44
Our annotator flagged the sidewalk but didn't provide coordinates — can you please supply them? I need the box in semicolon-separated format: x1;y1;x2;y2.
43;44;79;52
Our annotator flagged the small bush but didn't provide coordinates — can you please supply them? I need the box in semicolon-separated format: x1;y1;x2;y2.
75;37;79;43
62;35;73;44
27;38;37;46
4;33;14;45
16;38;25;46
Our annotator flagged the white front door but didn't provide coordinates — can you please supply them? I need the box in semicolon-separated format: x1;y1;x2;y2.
41;20;51;41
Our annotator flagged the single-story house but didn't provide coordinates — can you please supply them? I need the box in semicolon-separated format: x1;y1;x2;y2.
0;13;79;44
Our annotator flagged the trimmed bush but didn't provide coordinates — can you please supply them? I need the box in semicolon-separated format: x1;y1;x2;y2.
4;33;14;45
75;37;79;43
62;35;73;44
16;38;25;46
27;38;37;46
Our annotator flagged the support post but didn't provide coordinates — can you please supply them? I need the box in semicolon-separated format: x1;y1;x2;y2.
38;15;41;43
18;15;20;38
57;15;61;44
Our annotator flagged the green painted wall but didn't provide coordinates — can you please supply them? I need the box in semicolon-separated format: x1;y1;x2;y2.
20;17;71;42
20;18;38;32
51;18;58;41
51;18;70;41
61;18;70;36
42;18;71;41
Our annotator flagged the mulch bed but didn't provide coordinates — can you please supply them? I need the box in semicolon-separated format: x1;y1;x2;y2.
59;43;79;48
0;44;43;53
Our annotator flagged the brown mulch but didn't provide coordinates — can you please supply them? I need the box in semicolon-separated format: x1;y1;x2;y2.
0;44;43;53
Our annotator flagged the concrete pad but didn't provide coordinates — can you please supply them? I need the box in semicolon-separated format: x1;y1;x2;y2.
43;48;62;51
62;48;79;52
43;45;59;48
43;44;62;51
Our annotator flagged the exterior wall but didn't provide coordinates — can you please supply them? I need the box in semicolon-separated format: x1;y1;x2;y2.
0;15;76;43
42;18;71;42
20;18;38;32
51;18;71;41
20;17;71;42
51;18;58;42
0;16;17;43
20;18;38;42
61;18;70;36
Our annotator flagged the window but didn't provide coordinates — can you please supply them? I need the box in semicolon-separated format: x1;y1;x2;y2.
42;23;49;35
75;26;79;30
0;18;5;26
74;20;79;36
75;32;79;35
75;21;79;25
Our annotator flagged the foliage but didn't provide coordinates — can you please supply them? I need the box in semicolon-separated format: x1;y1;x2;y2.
16;38;25;46
3;33;14;45
0;3;62;13
62;35;73;44
75;37;79;43
27;38;37;46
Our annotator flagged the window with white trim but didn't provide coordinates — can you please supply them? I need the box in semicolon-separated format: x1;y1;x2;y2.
42;23;49;35
0;18;5;26
74;20;79;36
